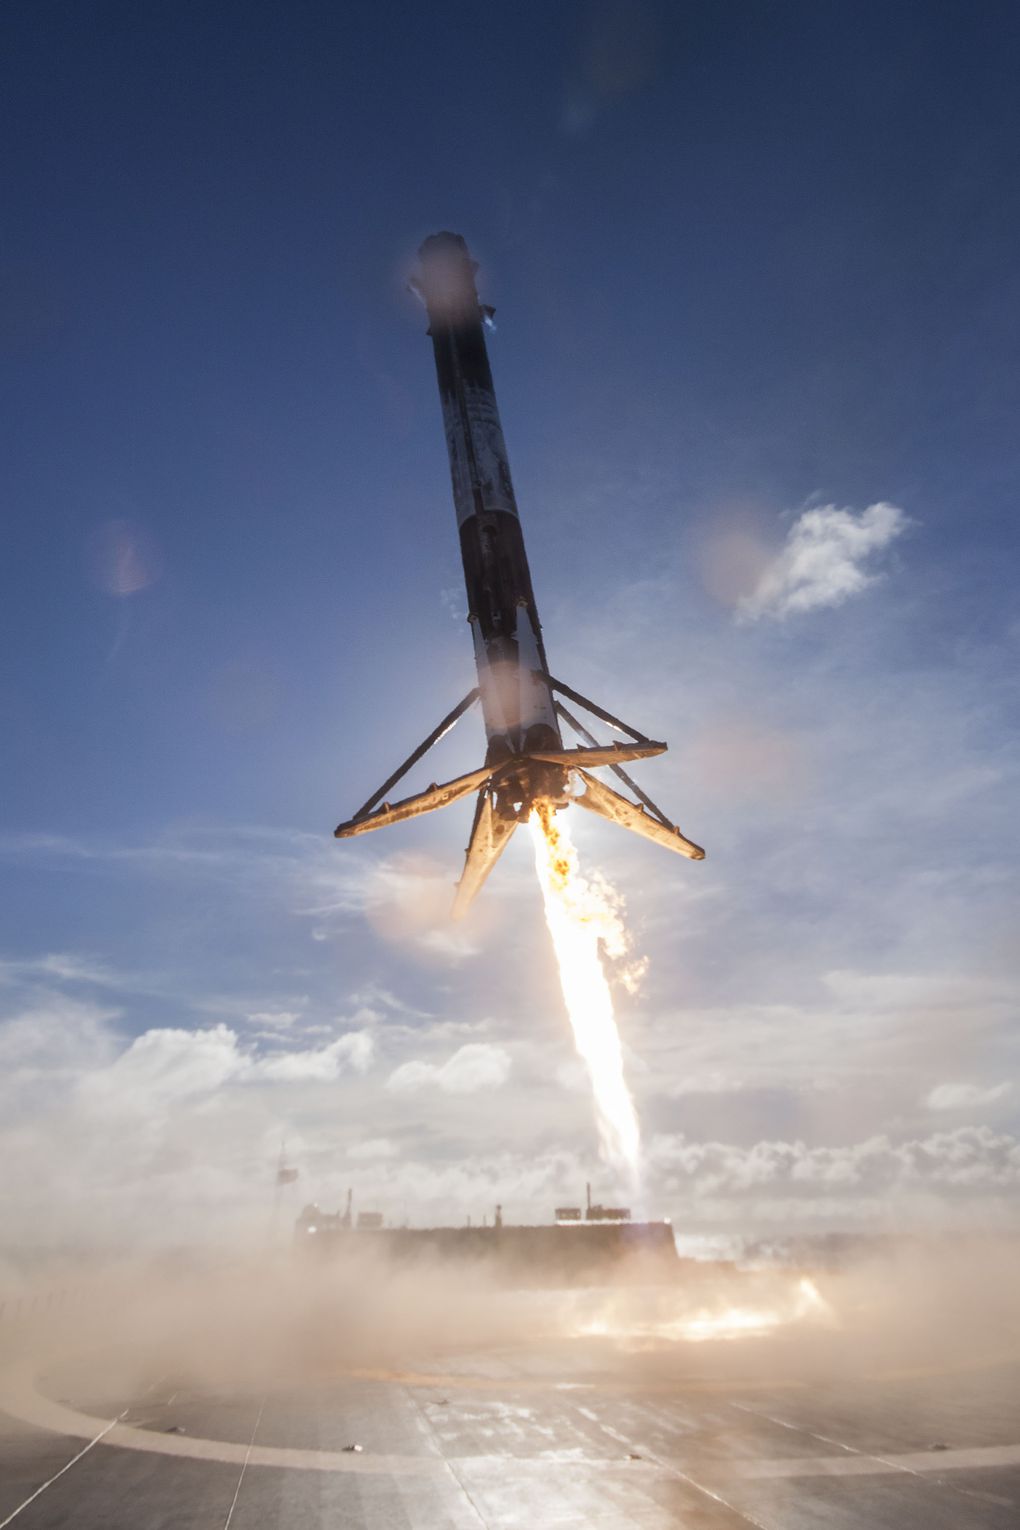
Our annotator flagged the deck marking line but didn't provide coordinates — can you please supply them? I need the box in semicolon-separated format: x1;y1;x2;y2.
222;1396;266;1530
0;1408;128;1528
574;1403;772;1530
405;1387;489;1528
728;1400;1017;1507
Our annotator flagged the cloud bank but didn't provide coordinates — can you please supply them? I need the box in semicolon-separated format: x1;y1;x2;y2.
650;1125;1020;1197
1;963;1018;1256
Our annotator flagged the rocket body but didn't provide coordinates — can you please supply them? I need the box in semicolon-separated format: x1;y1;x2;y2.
416;233;564;802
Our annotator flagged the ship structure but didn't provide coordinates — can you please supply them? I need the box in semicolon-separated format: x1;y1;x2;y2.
295;1187;678;1287
335;232;703;915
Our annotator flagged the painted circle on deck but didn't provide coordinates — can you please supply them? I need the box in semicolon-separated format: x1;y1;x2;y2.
2;1358;1020;1482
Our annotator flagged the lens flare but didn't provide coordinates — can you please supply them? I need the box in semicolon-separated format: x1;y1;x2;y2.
528;801;641;1185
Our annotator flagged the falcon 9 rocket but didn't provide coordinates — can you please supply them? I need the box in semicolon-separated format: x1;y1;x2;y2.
335;233;703;916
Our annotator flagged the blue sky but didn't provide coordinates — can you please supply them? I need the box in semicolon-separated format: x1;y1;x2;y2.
2;1;1018;1251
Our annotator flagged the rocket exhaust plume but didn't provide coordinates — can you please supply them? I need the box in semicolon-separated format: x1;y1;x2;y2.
529;801;642;1186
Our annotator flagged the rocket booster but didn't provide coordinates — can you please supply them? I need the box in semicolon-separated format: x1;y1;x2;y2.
335;234;703;916
418;232;562;770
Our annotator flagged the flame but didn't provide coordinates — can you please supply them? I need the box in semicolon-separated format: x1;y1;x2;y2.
566;1277;834;1345
663;1278;831;1343
528;802;641;1184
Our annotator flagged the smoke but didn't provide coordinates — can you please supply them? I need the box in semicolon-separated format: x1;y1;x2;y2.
3;1234;1019;1429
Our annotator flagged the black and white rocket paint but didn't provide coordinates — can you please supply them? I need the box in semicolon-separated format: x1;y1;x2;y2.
416;232;560;768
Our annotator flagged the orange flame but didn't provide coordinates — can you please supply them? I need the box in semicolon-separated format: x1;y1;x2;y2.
528;802;641;1184
565;1277;834;1345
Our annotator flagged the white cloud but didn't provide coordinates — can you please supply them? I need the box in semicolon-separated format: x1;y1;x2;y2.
649;1125;1020;1197
77;1023;374;1107
738;501;909;621
0;952;124;988
83;1023;248;1104
348;1137;400;1160
386;1042;512;1096
245;1010;302;1030
347;984;426;1017
665;1071;748;1098
0;997;121;1077
254;1030;373;1081
926;1081;1013;1111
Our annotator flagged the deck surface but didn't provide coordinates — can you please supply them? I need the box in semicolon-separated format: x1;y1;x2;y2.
2;1272;1018;1529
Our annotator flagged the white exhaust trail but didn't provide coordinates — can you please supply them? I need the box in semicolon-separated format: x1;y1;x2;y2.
529;803;641;1187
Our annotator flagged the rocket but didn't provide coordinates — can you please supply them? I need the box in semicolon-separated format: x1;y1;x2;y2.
335;233;703;916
